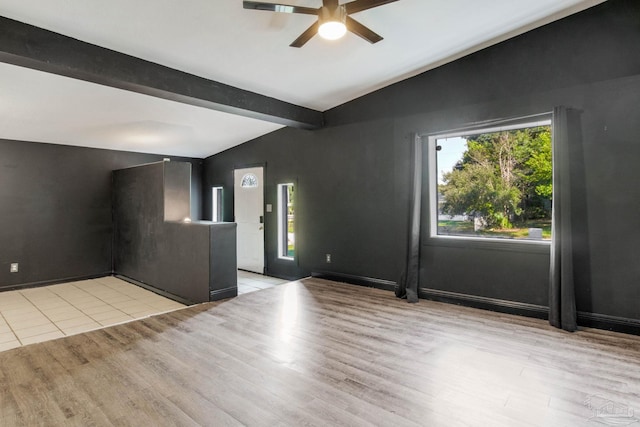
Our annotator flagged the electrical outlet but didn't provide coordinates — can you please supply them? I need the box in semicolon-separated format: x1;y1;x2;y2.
10;263;18;273
326;254;331;263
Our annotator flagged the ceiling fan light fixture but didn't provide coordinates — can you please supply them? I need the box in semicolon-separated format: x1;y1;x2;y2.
318;6;347;40
318;21;346;40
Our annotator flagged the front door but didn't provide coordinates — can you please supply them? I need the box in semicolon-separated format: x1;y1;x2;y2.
234;167;265;274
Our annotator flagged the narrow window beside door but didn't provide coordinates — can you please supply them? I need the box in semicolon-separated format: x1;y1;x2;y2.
212;187;223;222
277;183;295;259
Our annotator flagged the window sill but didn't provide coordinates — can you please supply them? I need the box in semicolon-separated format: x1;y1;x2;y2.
425;235;550;254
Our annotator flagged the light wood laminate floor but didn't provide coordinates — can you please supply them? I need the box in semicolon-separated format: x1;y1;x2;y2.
1;278;638;426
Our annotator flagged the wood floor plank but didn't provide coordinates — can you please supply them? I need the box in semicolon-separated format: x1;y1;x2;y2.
0;277;639;426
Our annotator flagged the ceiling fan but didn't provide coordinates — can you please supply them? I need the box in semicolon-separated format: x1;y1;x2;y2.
243;0;399;47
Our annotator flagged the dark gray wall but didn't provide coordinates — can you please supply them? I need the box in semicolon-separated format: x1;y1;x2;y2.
113;161;237;303
204;120;398;281
0;140;202;289
203;0;640;322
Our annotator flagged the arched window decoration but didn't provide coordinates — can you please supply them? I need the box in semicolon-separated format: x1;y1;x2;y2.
241;173;258;188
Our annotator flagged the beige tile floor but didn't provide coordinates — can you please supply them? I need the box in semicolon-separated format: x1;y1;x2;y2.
237;270;288;295
0;276;184;352
0;272;289;352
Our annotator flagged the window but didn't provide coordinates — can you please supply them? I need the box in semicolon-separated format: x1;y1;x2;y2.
240;173;258;188
212;187;223;222
428;118;552;242
277;183;295;259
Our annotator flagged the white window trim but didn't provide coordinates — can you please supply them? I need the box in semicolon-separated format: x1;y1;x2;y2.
277;183;295;261
427;119;552;246
212;187;223;222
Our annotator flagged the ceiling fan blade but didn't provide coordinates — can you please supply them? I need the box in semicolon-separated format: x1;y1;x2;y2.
243;1;318;15
346;16;383;44
344;0;399;15
290;21;320;48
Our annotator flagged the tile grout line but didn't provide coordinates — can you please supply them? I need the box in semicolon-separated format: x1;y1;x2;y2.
77;279;166;316
20;278;185;337
3;294;51;345
0;310;21;346
86;280;187;316
45;280;133;326
18;289;67;342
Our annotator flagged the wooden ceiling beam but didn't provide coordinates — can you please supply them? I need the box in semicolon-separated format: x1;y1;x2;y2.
0;16;324;130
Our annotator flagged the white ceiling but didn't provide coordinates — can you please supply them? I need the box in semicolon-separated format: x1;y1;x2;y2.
0;0;605;158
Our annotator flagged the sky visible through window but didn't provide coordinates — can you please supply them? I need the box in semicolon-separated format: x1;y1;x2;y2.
436;136;467;184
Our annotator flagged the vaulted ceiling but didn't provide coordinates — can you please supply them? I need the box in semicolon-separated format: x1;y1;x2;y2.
0;0;605;158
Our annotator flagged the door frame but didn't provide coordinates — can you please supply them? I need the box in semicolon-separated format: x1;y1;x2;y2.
233;162;267;274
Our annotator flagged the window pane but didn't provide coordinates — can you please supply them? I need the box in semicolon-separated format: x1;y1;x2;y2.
240;173;258;188
435;123;552;240
278;183;295;259
286;185;295;257
212;187;223;222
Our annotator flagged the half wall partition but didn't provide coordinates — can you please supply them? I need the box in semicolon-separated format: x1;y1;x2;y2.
113;161;236;303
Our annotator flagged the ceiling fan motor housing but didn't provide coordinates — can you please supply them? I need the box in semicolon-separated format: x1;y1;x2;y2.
320;4;346;25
